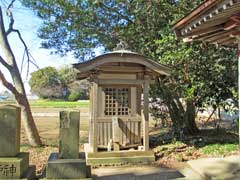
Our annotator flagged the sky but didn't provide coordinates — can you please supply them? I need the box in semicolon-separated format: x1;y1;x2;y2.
0;1;81;94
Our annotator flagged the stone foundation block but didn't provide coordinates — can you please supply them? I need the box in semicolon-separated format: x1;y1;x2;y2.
46;153;87;179
0;166;36;180
0;153;29;179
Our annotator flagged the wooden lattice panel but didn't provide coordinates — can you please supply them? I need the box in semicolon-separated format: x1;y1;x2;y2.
104;87;129;116
104;88;117;116
117;88;129;115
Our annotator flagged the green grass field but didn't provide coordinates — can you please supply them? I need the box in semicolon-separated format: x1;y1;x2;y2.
0;99;90;108
200;143;239;156
30;100;89;108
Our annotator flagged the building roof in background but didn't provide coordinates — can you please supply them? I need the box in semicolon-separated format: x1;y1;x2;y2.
173;0;240;47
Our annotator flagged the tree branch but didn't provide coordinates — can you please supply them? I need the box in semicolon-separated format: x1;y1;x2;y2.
11;28;31;67
29;52;40;69
99;2;134;24
6;0;15;36
0;7;15;66
0;69;20;97
5;2;39;77
7;0;16;10
0;55;12;70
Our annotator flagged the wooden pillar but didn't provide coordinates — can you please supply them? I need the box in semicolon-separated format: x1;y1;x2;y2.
143;75;150;151
131;87;137;116
237;37;240;146
88;84;93;150
90;79;98;152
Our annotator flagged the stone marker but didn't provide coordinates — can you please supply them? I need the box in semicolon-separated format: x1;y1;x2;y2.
0;105;36;180
59;111;80;159
45;110;92;180
0;105;20;157
112;117;120;151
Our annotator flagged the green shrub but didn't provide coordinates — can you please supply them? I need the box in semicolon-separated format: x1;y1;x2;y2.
67;92;82;101
200;144;238;155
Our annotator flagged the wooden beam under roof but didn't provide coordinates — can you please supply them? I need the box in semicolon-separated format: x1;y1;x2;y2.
182;25;224;38
181;3;240;37
209;35;233;44
219;37;236;45
180;0;236;36
196;29;229;41
173;0;219;30
205;29;237;43
199;29;237;41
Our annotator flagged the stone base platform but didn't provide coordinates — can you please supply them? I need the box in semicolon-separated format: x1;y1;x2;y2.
0;166;36;180
44;153;91;180
85;147;155;166
0;153;35;180
42;179;92;180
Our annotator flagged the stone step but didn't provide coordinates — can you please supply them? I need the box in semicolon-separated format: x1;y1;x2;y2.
175;167;203;180
92;166;184;180
187;155;240;179
86;151;155;166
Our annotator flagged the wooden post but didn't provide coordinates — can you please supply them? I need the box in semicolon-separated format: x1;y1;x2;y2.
131;87;137;116
237;37;240;147
143;75;150;151
88;84;93;151
91;80;98;152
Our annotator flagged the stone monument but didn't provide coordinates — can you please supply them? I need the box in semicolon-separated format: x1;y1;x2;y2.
45;111;91;180
0;105;35;180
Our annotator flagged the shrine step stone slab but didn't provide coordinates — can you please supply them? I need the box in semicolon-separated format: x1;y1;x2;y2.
86;150;155;166
0;105;21;157
42;178;92;180
46;153;87;179
0;153;29;179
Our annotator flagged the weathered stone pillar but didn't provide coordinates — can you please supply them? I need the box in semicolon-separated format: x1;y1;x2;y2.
0;105;20;157
59;111;80;159
0;105;35;180
46;110;92;179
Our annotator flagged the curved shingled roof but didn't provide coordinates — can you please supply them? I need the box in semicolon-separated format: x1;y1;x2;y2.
73;50;170;76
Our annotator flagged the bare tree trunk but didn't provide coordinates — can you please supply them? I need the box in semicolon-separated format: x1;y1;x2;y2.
0;6;42;146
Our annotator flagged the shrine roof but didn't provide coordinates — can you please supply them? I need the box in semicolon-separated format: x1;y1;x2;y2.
73;51;170;77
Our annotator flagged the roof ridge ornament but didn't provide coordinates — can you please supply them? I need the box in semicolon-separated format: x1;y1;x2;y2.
113;40;129;51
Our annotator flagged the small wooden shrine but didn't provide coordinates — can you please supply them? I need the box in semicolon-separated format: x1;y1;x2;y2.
73;50;170;160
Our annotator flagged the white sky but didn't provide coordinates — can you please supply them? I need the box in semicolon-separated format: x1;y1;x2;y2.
0;1;80;94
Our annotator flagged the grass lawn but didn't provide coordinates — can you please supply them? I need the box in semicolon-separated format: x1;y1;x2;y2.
29;99;89;108
200;143;239;156
0;99;90;108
